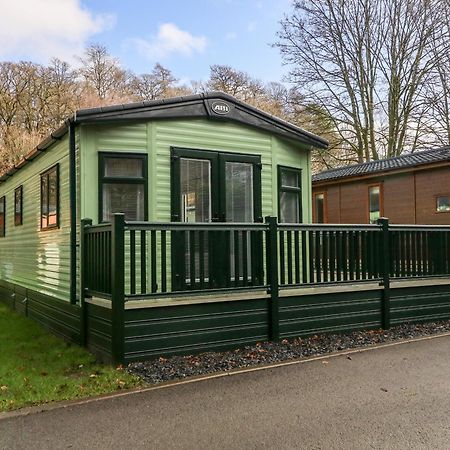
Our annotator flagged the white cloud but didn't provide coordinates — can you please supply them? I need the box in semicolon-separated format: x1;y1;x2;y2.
130;23;207;60
0;0;115;63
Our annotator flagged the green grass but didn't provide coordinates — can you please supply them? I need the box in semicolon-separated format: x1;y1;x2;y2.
0;303;144;412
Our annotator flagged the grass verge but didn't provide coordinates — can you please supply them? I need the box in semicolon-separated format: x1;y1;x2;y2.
0;303;143;412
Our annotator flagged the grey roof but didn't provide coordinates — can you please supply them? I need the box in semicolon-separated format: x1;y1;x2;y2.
0;92;328;183
312;146;450;183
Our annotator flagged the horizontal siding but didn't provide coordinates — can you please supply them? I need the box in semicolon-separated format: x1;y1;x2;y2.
390;285;450;324
279;290;383;338
0;137;71;301
123;299;269;362
0;280;81;344
85;302;112;362
153;119;274;222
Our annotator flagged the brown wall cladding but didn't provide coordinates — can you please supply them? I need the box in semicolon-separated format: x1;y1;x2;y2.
313;165;450;225
383;174;415;223
0;280;81;344
415;168;450;225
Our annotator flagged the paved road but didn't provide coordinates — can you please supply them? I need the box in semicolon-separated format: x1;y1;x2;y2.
2;336;450;450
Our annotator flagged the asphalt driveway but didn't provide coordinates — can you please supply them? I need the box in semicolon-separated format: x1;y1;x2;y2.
1;335;450;450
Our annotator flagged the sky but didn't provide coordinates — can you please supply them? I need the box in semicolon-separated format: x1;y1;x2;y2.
0;0;293;84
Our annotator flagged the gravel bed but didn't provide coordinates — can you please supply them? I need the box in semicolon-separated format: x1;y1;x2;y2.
128;320;450;384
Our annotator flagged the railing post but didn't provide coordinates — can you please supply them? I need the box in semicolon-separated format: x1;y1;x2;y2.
377;217;391;329
266;216;280;341
80;218;92;346
111;213;126;364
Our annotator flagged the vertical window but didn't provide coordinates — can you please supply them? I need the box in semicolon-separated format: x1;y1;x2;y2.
0;196;5;237
368;184;382;223
99;153;147;222
14;186;23;226
278;166;302;223
41;165;59;230
436;195;450;213
314;192;326;223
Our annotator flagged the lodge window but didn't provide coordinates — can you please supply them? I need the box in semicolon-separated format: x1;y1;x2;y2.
278;166;302;223
99;153;148;222
314;192;326;223
368;184;382;224
0;196;5;237
15;186;23;226
436;195;450;213
40;165;59;230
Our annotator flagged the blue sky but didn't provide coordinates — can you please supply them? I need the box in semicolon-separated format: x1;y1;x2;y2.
0;0;293;84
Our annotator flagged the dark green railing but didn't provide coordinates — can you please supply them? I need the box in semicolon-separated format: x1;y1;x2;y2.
81;215;450;302
389;225;450;278
278;224;382;286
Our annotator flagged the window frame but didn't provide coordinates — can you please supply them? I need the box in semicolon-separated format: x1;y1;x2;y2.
367;182;383;224
435;194;450;214
277;165;303;223
40;164;60;231
14;185;23;226
98;152;148;223
313;191;327;223
0;196;5;237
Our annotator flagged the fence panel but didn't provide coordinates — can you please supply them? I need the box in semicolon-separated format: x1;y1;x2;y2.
82;218;450;301
278;224;382;287
390;225;450;278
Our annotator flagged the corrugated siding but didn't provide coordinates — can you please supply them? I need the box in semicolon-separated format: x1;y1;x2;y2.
0;137;71;301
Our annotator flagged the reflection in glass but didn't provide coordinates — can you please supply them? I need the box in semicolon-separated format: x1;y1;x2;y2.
280;191;300;223
104;157;143;178
180;158;211;283
369;185;380;223
102;184;145;222
315;193;325;223
226;162;254;281
436;196;450;212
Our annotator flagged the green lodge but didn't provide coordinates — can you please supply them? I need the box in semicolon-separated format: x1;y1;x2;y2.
1;92;450;363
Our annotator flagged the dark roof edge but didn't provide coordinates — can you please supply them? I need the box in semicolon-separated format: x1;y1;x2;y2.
0;92;328;185
75;92;328;149
0;120;72;184
312;147;450;184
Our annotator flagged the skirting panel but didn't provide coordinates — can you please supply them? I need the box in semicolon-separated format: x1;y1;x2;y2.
0;280;81;344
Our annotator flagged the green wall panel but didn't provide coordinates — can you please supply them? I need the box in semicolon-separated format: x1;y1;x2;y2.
80;119;311;224
123;299;269;362
390;285;450;324
0;281;81;344
279;289;383;338
85;302;112;362
0;136;73;302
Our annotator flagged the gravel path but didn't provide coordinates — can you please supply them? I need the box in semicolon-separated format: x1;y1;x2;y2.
128;320;450;384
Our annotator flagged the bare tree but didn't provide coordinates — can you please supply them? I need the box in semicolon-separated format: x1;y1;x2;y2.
129;63;178;101
276;0;450;162
78;44;129;101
